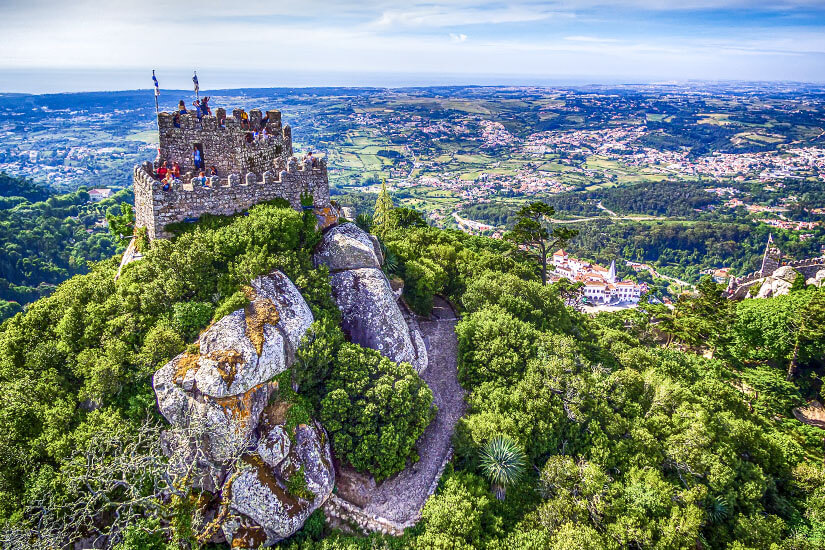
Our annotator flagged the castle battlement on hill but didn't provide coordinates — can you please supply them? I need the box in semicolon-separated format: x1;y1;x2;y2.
155;108;291;175
726;234;825;299
135;106;332;239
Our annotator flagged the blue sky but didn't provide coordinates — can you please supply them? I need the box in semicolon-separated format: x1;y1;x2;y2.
1;0;824;92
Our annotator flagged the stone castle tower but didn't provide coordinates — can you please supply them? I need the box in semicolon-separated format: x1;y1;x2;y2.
134;107;333;240
760;234;782;277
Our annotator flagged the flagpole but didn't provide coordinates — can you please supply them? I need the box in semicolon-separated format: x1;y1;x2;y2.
152;70;160;163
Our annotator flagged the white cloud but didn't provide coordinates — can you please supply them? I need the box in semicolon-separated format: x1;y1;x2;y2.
0;0;823;86
372;5;568;28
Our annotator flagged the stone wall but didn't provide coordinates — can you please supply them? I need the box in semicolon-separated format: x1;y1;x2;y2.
727;257;825;299
134;157;331;239
322;448;453;536
156;108;291;176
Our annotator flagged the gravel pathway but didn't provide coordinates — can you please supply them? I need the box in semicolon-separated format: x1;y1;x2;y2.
335;297;465;524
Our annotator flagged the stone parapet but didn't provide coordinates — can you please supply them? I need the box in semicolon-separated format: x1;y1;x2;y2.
134;158;331;239
727;257;825;299
155;108;290;176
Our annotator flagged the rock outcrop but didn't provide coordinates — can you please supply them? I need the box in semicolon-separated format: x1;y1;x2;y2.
314;223;427;372
313;222;383;271
223;417;334;546
756;265;800;298
152;270;334;547
806;268;825;288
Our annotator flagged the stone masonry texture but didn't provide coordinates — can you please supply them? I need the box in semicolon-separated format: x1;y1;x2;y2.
134;107;331;239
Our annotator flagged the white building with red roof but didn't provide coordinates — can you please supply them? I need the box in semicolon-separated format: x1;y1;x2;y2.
552;249;646;304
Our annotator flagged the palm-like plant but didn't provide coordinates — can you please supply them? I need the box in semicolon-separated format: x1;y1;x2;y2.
479;435;526;500
706;495;729;524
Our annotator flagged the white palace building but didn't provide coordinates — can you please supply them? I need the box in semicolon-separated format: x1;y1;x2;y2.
550;249;647;304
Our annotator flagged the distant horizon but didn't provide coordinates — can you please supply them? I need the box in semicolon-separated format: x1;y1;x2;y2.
2;1;824;92
1;68;824;96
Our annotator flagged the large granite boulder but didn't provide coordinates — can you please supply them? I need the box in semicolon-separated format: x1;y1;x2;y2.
313;222;383;271
806;268;825;288
330;268;424;370
154;271;313;462
223;409;334;547
757;266;799;298
152;270;334;545
314;224;427;373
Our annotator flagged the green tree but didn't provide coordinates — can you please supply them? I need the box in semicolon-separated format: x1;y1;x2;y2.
372;180;395;239
319;343;434;480
791;272;808;292
416;473;500;549
672;276;735;357
107;202;135;239
732;289;825;379
504;202;577;285
786;289;825;380
391;206;428;229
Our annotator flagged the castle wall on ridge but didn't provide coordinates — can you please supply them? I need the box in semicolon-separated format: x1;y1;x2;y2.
135;105;333;240
134;158;331;240
156;108;291;176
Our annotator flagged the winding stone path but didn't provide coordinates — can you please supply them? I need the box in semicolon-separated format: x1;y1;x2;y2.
333;296;465;526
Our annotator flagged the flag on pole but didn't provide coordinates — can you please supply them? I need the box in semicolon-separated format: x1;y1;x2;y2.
193;71;199;97
152;70;160;97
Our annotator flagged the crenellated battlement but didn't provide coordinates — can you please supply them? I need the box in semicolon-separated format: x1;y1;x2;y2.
134;105;333;240
155;108;291;176
134;157;331;239
727;256;825;299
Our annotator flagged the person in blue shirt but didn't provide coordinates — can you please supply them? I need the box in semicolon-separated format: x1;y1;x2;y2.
193;99;203;121
193;146;204;170
178;100;188;115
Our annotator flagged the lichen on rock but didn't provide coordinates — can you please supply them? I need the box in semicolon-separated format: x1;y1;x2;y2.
222;420;334;547
244;292;281;357
152;269;332;547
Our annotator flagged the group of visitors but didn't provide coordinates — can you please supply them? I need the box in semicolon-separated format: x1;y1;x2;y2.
238;110;271;132
169;101;274;134
172;97;212;127
155;160;219;190
194;165;220;187
244;126;273;145
156;161;181;190
304;151;319;168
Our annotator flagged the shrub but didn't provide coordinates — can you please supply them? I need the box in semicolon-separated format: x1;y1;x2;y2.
286;466;315;500
171;301;214;341
320;343;434;480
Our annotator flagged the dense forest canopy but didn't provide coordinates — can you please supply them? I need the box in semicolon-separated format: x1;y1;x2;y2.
0;184;824;549
0;172;130;321
458;199;824;286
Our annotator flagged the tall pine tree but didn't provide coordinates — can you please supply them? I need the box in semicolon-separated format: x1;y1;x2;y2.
373;180;396;239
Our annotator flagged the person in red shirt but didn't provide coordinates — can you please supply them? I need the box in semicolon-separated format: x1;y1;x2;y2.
172;162;181;178
157;161;168;180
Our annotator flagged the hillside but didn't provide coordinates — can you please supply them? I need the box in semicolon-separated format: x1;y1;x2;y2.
0;173;131;321
0;201;823;549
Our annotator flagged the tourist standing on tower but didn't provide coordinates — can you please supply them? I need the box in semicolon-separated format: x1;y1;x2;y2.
193;146;204;171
